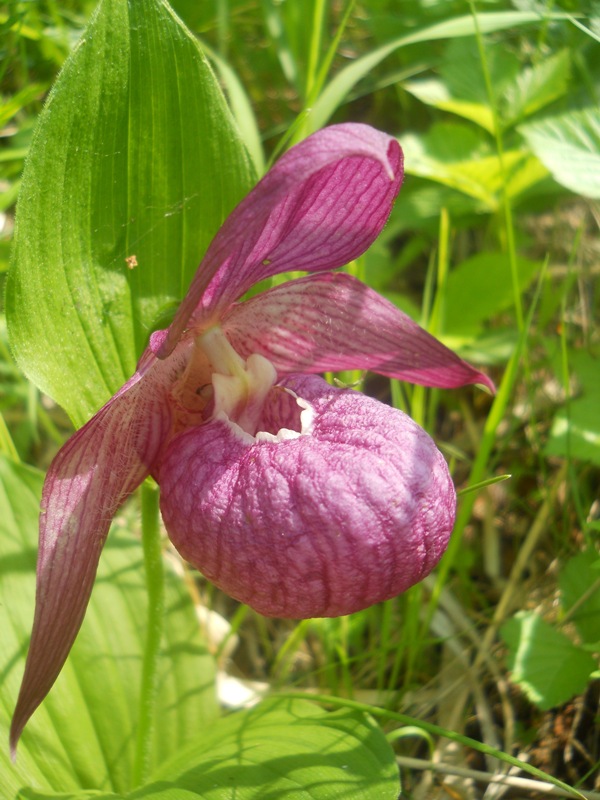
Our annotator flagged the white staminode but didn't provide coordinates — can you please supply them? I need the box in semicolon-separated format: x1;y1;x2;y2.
199;326;314;443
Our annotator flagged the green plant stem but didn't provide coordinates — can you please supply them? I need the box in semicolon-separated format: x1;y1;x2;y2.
475;461;567;667
469;0;523;332
310;0;356;106
261;0;297;89
429;207;449;337
305;0;326;101
394;756;598;800
133;482;165;788
292;0;356;144
216;0;229;57
422;259;548;638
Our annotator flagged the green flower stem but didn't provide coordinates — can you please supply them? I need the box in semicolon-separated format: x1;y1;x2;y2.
133;481;165;788
305;0;326;102
469;0;523;332
423;261;548;638
309;0;356;108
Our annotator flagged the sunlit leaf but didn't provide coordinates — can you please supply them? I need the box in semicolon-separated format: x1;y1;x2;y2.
0;456;218;797
145;697;400;799
404;39;520;134
504;153;550;200
309;10;570;132
560;550;600;646
387;180;483;234
14;697;400;799
547;398;600;465
19;793;120;800
403;79;495;133
443;252;540;339
503;49;570;126
6;0;255;428
546;352;600;465
401;124;537;209
501;611;596;710
406;45;571;135
519;108;600;198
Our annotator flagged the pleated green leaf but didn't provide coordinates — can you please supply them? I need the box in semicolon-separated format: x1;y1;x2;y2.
0;456;218;797
17;700;401;798
6;0;255;428
144;697;400;799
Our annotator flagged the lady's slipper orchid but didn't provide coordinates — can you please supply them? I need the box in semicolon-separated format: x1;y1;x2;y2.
10;123;493;753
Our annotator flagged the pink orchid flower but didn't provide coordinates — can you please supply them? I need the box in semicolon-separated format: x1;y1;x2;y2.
11;123;493;753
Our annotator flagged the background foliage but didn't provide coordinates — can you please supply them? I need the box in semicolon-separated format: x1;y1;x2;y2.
1;0;599;797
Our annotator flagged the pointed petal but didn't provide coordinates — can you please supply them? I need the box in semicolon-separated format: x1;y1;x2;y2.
10;355;174;755
157;124;403;358
223;272;495;391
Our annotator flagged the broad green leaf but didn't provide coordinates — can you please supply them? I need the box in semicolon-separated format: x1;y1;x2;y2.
440;38;520;110
0;456;218;797
401;125;540;210
131;791;195;800
18;787;120;800
503;152;550;200
456;329;521;366
401;129;496;207
519;108;600;199
404;45;570;133
501;611;596;711
144;697;400;799
404;123;485;164
308;10;570;132
403;40;570;133
19;793;120;800
404;39;520;134
560;550;600;645
547;398;600;465
546;352;600;465
403;79;495;133
443;252;540;341
386;180;484;234
503;49;570;127
6;0;255;428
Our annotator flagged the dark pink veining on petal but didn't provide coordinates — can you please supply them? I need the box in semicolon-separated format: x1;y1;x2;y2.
223;272;495;392
10;123;493;756
157;124;403;357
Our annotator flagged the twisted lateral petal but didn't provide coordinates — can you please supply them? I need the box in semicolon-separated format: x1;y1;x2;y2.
223;272;495;391
10;356;174;756
158;124;403;357
158;375;455;619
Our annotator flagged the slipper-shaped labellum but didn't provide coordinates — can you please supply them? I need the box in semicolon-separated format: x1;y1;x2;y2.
10;123;494;755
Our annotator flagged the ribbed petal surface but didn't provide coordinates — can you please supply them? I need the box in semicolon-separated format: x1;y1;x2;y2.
158;375;455;619
9;343;179;754
224;272;495;391
158;124;403;357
